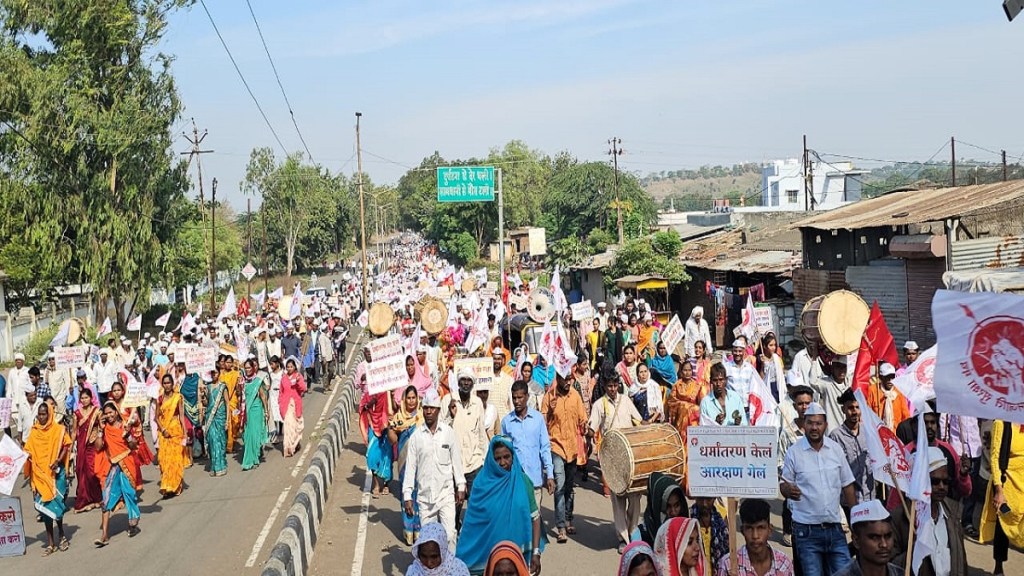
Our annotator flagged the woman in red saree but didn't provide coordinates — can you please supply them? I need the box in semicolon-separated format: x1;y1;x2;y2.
72;388;103;512
94;401;141;545
665;360;707;487
109;378;153;493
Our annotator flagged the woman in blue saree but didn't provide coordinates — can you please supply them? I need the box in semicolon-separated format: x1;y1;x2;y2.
358;372;393;497
180;371;204;459
202;370;229;477
456;435;544;575
387;384;422;546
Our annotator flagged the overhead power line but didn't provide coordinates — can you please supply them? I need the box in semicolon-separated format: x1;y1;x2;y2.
198;0;288;155
244;0;316;164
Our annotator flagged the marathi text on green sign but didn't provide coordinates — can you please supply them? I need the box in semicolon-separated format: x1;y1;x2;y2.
436;166;495;202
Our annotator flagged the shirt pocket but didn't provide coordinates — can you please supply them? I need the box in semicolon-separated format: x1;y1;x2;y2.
436;443;452;466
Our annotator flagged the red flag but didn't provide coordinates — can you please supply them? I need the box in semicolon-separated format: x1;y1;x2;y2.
852;301;900;393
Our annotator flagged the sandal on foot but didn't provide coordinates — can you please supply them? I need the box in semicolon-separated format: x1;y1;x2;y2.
128;526;141;538
94;539;109;548
566;524;576;535
42;545;57;557
59;537;70;551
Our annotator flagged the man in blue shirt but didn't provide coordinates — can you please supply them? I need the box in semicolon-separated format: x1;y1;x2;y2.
501;380;556;505
699;363;750;426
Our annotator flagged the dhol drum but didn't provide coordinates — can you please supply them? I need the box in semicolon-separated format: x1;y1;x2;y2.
368;302;396;336
799;289;869;355
600;423;686;496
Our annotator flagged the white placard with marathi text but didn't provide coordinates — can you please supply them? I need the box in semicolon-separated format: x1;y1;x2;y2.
0;435;28;496
54;345;87;370
368;334;404;362
0;496;26;557
570;300;594;323
753;306;775;336
185;346;217;375
453;357;494;390
121;378;149;409
365;354;409;396
687;426;779;498
508;294;528;310
660;315;684;354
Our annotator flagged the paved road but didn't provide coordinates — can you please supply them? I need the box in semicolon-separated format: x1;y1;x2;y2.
314;420;1021;576
5;332;363;576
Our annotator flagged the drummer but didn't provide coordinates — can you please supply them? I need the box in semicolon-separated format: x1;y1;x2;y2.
587;373;649;554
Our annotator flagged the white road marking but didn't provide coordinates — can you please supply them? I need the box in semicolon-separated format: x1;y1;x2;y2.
349;468;373;576
292;331;362;478
245;485;293;567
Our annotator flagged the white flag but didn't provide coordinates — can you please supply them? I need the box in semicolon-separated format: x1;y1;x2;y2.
855;389;911;492
747;370;779;428
217;288;236;322
933;289;1024;423
253;288;266;309
0;434;29;496
97;317;112;337
49;320;71;348
909;413;935;573
553;319;577;378
196;303;203;319
126;314;142;332
180;313;196;334
539;319;557;368
357;309;369;328
269;286;284;300
893;345;937;410
234;325;249;362
740;294;757;340
155;310;171;327
289;284;303;319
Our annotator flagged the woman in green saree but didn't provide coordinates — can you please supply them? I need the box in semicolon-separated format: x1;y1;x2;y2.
241;358;270;470
202;369;229;477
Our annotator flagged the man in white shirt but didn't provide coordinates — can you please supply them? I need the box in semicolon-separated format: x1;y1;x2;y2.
723;339;756;409
684;305;713;358
5;352;31;436
780;402;856;576
811;355;850;434
441;371;489;531
43;353;73;418
403;389;466;548
596;302;610;332
93;348;120;405
18;384;42;444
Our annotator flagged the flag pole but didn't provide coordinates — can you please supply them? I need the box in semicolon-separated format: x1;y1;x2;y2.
888;471;911;518
904;502;916;576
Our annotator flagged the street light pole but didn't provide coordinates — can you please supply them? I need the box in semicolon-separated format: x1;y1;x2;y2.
356;112;368;311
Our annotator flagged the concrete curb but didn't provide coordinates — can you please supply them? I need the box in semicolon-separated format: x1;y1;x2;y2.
261;339;361;576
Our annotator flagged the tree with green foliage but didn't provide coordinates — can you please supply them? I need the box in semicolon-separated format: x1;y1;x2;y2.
604;233;689;290
0;0;193;326
543;162;656;242
548;236;591;269
440;231;477;265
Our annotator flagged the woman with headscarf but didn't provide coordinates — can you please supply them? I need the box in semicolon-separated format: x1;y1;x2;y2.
664;360;706;472
684;308;713;360
654;517;707;576
633;472;688;546
268;355;285;444
23;402;72;555
71;387;103;512
388;384;424;545
359;373;393;498
484;541;531;576
689;499;728;571
618;541;661;576
456;436;544;575
109;377;154;491
241;358;270;470
647;342;677;389
405;521;470;576
202;368;229;476
399;354;434;404
155;372;188;496
94;401;142;546
280;356;307;458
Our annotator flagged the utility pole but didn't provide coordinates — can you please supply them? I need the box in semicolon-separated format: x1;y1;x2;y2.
247;197;253;300
951;136;957;187
608;138;624;244
497;168;505;301
210;177;218;314
356;112;368;311
180;119;214;305
1002;150;1008;182
262;201;269;293
802;135;809;211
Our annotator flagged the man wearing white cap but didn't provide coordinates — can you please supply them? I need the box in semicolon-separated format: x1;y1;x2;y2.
441;371;488;532
43;352;73;418
488;348;514;429
724;338;756;412
596;302;609;332
5;352;31;436
835;500;900;576
316;323;336;390
864;362;909;431
93;347;119;405
403;388;466;547
897;341;920;376
811;355;850;434
890;446;968;576
684;306;713;359
17;382;41;443
781;401;856;576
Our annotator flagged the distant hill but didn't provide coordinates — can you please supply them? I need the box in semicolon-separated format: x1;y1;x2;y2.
641;163;764;210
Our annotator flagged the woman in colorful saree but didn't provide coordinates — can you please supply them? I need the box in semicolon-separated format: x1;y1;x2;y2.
179;369;204;459
109;378;153;492
280;356;307;458
241;358;270;470
72;387;103;512
388;384;424;545
219;355;243;453
23;401;72;555
483;541;531;576
618;541;661;576
202;369;229;477
664;360;706;478
155;373;188;497
456;436;543;575
654;517;708;576
94;401;141;546
359;372;393;498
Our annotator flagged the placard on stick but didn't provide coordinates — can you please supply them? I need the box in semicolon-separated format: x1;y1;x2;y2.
365;354;409;396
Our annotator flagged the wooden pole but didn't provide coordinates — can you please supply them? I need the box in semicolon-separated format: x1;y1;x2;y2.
727;497;738;576
904;502;917;576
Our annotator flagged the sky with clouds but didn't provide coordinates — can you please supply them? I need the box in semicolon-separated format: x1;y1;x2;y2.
161;1;1024;208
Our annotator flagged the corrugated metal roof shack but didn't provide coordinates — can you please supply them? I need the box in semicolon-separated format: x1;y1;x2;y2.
677;228;802;356
792;181;1024;349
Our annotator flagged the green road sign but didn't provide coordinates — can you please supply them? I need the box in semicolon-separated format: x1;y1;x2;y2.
437;166;495;202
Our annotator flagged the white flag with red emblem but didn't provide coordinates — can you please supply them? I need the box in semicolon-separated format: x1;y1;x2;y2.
909;413;935;573
126;314;142;332
155;310;171;328
855;389;911;492
747;370;779;427
893;344;937;410
97;317;112;337
933;289;1024;423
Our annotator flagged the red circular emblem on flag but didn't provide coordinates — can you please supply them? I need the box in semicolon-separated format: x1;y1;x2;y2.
967;315;1024;396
